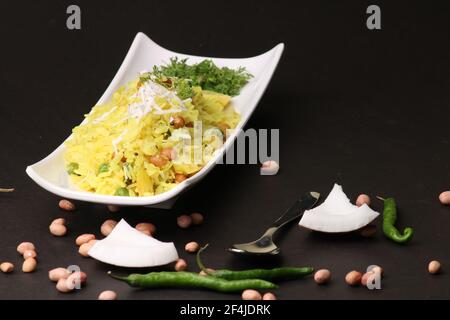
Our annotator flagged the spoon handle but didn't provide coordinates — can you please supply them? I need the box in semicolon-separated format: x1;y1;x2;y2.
272;192;320;228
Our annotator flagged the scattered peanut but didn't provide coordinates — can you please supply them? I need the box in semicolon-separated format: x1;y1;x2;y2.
428;260;441;274
49;223;67;237
98;290;117;300
49;268;71;282
185;241;200;253
262;292;277;300
22;258;37;273
242;289;262;300
177;215;192;229
101;219;118;236
17;242;35;255
175;173;188;183
356;194;371;207
260;160;279;175
107;205;120;212
370;265;383;276
59;199;75;211
23;250;37;259
314;269;331;284
56;278;75;293
136;223;156;236
76;234;96;246
358;224;377;238
345;270;363;286
174;259;187;272
0;262;14;273
361;272;376;286
190;213;204;225
67;271;87;287
172;116;185;129
51;218;66;225
439;191;450;205
79;242;94;257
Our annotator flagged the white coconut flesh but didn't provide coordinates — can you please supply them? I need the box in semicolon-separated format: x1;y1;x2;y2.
88;219;179;267
299;184;379;233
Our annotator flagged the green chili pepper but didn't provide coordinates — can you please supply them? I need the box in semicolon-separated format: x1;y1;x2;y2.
115;187;129;196
108;271;277;293
196;244;314;281
377;196;413;244
98;163;109;174
66;162;79;175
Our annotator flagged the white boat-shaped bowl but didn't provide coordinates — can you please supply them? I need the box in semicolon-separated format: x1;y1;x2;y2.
26;32;284;208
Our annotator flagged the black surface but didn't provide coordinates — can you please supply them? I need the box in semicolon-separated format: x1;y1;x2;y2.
1;0;450;300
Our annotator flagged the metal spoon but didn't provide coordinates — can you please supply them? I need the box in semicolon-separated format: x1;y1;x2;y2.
228;191;320;255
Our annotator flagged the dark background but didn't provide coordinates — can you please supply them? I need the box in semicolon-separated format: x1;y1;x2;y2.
1;0;450;300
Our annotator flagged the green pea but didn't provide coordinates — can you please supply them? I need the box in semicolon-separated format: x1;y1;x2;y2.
67;162;79;175
98;163;109;174
115;187;129;197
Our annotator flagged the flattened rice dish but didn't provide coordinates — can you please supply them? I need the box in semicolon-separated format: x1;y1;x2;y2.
64;58;252;196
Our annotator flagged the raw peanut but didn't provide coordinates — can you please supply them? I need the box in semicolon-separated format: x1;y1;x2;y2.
49;223;67;236
242;289;262;300
67;271;87;287
369;265;383;276
439;191;450;205
177;215;192;229
17;242;35;255
262;292;277;300
135;223;156;236
361;272;376;286
199;268;215;276
358;225;377;238
75;234;96;246
185;241;200;253
0;262;14;273
22;258;37;273
314;269;331;284
59;199;75;211
49;268;71;282
79;242;94;257
107;205;120;212
175;173;187;183
101;219;118;236
260;160;279;175
345;271;363;286
174;259;187;272
56;278;75;293
428;260;441;274
356;194;371;207
172;116;185;129
51;218;66;225
23;250;37;259
98;290;117;300
190;213;204;225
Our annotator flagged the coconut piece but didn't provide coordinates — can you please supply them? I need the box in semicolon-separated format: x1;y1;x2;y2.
88;219;178;267
299;184;379;233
